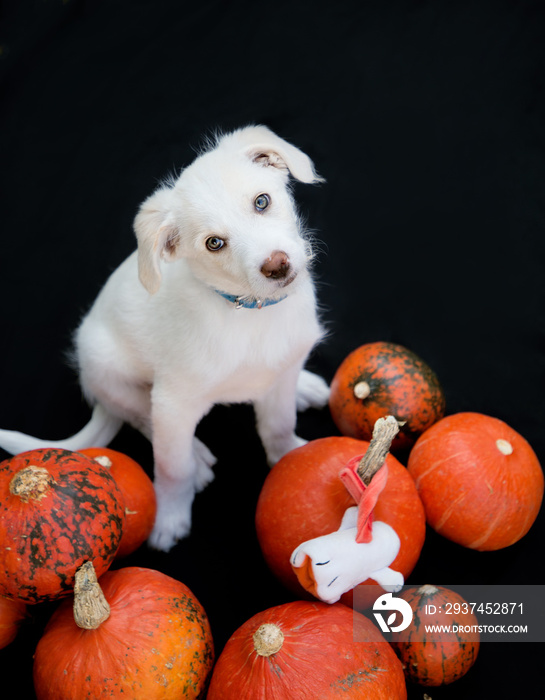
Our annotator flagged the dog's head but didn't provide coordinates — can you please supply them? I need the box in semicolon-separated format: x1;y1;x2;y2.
134;126;323;300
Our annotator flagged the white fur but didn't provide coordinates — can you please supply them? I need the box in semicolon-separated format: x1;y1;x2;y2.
0;126;329;551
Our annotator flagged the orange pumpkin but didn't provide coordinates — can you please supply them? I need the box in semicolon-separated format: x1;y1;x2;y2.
329;341;445;450
0;595;27;649
207;600;407;699
0;448;124;603
390;584;480;686
407;412;544;550
79;447;157;558
255;436;426;609
33;563;214;699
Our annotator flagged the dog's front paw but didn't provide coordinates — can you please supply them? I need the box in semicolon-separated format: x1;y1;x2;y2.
148;509;192;552
266;434;307;467
296;369;330;411
192;436;217;492
147;486;194;551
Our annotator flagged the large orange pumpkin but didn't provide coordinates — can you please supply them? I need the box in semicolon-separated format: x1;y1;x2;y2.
33;563;214;699
390;584;480;686
207;600;407;699
0;448;125;603
329;341;445;451
407;412;544;550
79;447;157;558
255;436;426;609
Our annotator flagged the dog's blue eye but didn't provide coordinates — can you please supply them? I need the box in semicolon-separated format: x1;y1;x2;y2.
254;193;270;211
206;237;225;251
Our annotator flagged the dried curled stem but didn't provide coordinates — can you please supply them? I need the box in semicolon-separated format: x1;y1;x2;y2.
73;561;111;630
357;415;403;485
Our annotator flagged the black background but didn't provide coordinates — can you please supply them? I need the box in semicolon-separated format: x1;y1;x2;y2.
1;0;544;697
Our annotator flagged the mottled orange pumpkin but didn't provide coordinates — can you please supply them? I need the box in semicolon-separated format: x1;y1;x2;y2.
0;595;27;649
329;341;445;450
0;448;124;603
79;447;156;558
407;412;544;550
391;584;480;686
33;564;214;699
255;436;426;609
207;600;407;699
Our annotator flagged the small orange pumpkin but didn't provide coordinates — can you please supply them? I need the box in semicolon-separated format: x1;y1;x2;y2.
407;412;544;550
255;436;426;609
329;341;445;450
390;584;480;686
207;600;407;699
79;447;156;558
0;595;27;649
33;563;214;699
0;448;125;603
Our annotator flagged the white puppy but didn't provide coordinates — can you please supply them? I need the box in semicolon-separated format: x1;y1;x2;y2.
0;125;329;551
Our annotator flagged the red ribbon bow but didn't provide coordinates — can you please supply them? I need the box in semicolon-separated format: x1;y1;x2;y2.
339;455;389;544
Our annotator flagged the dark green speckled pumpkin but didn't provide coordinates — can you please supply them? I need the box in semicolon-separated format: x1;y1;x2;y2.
329;341;445;450
390;584;480;686
0;448;125;603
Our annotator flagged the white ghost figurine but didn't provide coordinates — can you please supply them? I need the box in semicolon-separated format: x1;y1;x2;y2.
291;505;404;604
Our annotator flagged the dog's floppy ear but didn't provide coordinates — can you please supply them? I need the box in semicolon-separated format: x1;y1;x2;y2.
235;125;324;184
133;187;179;294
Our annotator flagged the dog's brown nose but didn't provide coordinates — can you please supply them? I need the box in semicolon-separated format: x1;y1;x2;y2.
261;251;290;279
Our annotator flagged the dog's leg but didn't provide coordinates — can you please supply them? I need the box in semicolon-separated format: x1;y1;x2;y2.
254;363;307;466
148;392;215;551
296;368;330;411
192;436;217;492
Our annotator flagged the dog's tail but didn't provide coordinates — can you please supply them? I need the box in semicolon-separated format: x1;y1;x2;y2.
0;403;123;455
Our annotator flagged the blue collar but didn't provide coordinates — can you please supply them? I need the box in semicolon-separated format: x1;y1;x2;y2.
215;290;287;309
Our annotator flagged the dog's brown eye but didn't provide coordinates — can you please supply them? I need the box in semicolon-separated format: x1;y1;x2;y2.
254;193;271;211
206;236;225;251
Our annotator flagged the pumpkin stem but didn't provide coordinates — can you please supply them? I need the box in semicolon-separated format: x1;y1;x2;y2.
417;584;439;597
357;415;403;486
353;381;371;400
9;466;55;502
496;439;514;456
73;561;111;630
92;455;113;468
253;623;284;657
